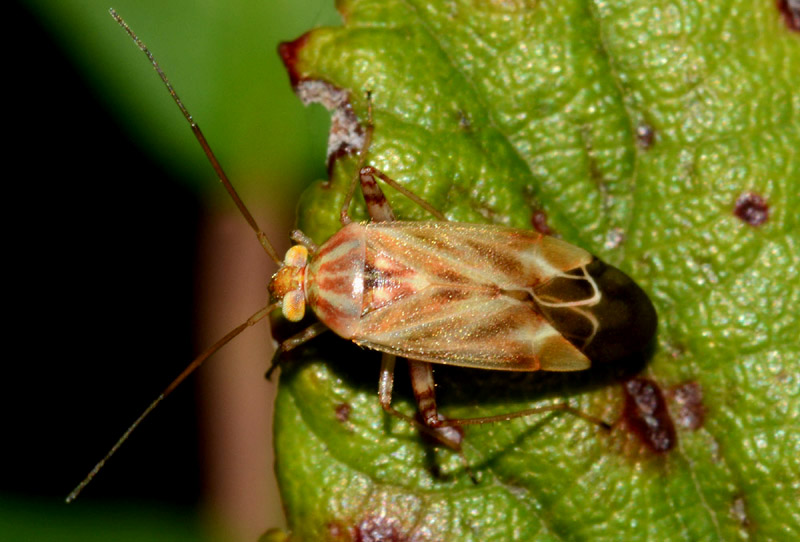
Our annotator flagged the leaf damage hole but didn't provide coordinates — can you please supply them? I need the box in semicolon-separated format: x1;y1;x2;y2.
622;378;676;453
278;39;366;179
777;0;800;31
733;192;769;227
668;381;705;430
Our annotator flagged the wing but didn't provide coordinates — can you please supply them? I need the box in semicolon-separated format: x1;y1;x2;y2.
354;284;589;371
364;221;593;290
351;222;592;371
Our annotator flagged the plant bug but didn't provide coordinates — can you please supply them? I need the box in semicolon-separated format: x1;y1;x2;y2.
68;9;657;502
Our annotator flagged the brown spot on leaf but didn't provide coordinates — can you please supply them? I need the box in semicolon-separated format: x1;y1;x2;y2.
734;192;769;226
730;495;752;530
335;402;352;422
278;33;311;88
669;381;705;430
622;378;676;453
778;0;800;31
636;123;656;149
457;109;472;130
531;209;553;235
326;521;350;541
354;515;410;542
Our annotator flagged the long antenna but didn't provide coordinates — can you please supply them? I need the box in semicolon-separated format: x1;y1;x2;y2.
66;301;278;502
67;9;285;502
108;8;281;264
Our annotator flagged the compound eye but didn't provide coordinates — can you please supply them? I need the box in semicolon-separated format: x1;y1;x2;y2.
284;245;308;268
281;290;306;322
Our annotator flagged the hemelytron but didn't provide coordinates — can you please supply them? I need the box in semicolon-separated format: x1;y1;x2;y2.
67;9;657;501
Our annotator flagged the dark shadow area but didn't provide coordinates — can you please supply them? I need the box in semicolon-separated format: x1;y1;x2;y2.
4;1;202;507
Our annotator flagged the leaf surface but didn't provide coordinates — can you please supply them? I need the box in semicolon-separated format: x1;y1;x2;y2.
276;1;800;540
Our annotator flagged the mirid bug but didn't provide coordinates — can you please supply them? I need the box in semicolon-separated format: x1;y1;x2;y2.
68;10;657;501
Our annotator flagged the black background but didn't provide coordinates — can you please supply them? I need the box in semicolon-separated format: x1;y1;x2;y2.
5;0;202;507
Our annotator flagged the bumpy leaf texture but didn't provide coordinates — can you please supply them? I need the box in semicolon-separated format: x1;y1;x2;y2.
273;1;799;540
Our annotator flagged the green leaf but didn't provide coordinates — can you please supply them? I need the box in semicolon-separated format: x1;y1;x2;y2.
275;0;800;540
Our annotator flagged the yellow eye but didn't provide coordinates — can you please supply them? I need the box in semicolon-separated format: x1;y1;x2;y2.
284;245;308;268
281;290;306;322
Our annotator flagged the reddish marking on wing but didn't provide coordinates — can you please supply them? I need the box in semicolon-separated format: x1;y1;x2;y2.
369;252;417;278
429;288;474;303
318;247;362;274
316;276;355;296
363;281;417;312
734;192;769;226
464;238;525;276
432;268;470;284
311;295;353;333
622;378;676;453
315;230;353;259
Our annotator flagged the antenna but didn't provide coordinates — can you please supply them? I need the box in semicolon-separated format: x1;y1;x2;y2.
66;9;284;503
108;8;281;265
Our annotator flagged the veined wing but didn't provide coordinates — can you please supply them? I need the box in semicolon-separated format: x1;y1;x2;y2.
353;222;592;371
354;283;589;371
363;221;593;291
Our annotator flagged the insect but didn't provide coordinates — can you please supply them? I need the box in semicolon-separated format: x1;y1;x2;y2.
68;9;657;502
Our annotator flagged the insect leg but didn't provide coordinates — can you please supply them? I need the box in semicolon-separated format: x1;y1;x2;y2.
342;92;447;223
360;155;464;451
359;166;446;221
408;360;438;426
408;360;465;449
358;163;395;222
437;402;612;431
289;230;318;253
265;321;329;380
378;354;462;450
339;93;375;225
